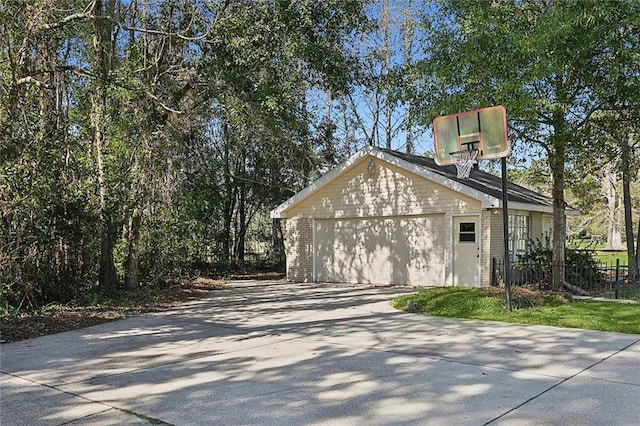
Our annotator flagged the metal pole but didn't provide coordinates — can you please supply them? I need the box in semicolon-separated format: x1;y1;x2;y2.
502;157;512;311
615;258;619;299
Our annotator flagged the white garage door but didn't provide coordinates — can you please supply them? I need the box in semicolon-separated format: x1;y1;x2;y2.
315;215;445;285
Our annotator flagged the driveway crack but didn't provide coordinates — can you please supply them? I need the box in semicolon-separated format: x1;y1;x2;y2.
483;337;640;425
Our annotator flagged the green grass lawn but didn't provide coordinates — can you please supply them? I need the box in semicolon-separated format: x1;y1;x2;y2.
393;287;640;334
595;251;628;265
566;239;628;265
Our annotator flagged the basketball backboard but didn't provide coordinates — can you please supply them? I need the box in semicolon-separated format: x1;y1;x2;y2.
433;105;509;166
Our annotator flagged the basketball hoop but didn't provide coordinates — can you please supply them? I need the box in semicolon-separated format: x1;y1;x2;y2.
450;149;478;179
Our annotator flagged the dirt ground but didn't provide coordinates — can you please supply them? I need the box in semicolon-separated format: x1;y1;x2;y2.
1;276;274;344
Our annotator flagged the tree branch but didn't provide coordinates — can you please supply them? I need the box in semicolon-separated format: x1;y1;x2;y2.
143;89;184;114
36;2;94;32
14;76;54;89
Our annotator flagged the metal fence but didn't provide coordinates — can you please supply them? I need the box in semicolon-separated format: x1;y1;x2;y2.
492;258;640;300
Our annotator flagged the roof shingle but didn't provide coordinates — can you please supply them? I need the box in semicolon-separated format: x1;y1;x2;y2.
379;148;554;209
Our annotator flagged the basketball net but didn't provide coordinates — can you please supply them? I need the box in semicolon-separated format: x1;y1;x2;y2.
452;149;478;179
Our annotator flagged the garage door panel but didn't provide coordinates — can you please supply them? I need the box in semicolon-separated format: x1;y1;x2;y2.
315;220;390;283
315;216;445;285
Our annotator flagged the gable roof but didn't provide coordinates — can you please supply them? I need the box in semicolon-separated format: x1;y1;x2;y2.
271;146;568;218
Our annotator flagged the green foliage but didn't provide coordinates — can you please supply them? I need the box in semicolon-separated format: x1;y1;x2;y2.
1;0;366;312
509;158;552;196
5;1;634;314
567;175;604;213
1;129;98;309
412;0;640;287
517;234;553;265
566;250;607;288
393;288;640;334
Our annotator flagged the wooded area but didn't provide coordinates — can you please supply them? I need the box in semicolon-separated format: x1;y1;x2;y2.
2;0;639;311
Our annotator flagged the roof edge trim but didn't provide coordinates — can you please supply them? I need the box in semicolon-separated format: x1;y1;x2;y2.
270;146;376;218
371;148;501;208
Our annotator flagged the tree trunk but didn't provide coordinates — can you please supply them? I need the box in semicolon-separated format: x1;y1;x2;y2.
382;0;392;149
272;218;285;266
636;215;640;284
99;231;117;293
235;178;246;265
603;163;623;249
402;1;415;154
549;114;567;289
405;100;413;154
551;170;566;288
92;0;117;293
370;101;380;146
621;133;638;284
125;207;142;290
222;121;234;264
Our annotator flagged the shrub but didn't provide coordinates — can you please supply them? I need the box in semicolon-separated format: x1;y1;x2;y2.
515;235;605;291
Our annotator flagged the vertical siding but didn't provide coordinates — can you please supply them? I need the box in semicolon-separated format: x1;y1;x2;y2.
530;212;542;240
529;212;553;243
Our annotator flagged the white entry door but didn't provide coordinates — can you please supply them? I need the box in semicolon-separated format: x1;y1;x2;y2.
453;216;480;286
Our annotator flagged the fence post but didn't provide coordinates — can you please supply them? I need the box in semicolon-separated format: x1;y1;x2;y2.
492;257;496;286
615;258;619;299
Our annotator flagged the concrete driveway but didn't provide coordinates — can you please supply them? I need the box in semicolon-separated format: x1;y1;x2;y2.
1;281;639;425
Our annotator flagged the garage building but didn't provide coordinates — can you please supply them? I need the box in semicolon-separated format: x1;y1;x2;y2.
271;146;560;287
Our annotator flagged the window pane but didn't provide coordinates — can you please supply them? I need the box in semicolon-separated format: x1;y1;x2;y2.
459;233;476;242
459;222;475;243
460;222;475;233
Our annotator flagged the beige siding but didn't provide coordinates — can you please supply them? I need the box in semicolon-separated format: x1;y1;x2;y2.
481;210;554;287
281;155;556;287
452;215;481;286
285;156;481;219
283;155;482;283
284;218;313;282
481;210;504;286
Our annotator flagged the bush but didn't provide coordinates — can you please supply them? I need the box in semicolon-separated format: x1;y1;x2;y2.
565;250;607;289
515;235;606;290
